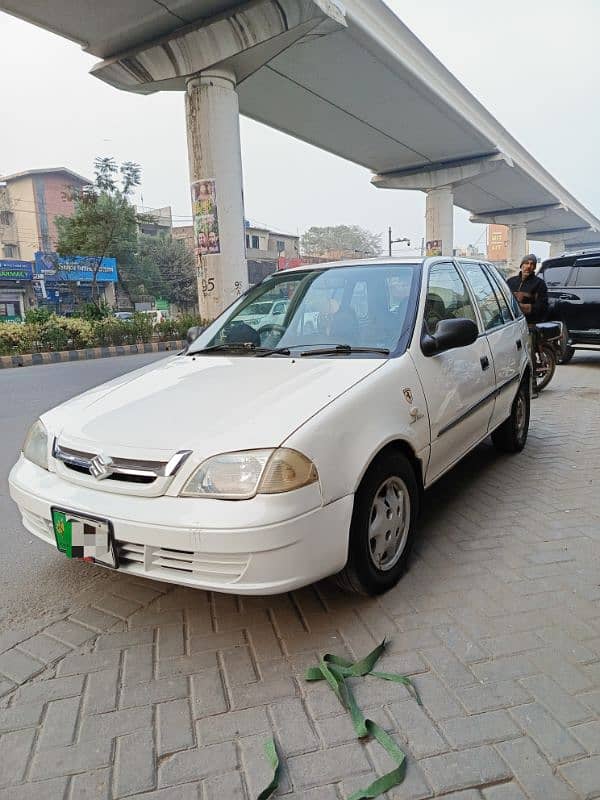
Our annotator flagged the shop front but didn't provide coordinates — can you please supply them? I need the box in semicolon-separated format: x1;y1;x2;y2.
0;261;35;321
34;253;118;312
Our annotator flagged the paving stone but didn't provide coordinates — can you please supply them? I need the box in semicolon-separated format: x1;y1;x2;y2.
120;677;188;709
84;667;119;714
128;609;184;630
287;741;371;788
198;707;270;745
0;776;69;800
420;745;511;794
519;674;593;725
44;620;95;647
122;643;154;685
570;720;600;754
189;630;245;654
0;648;44;683
157;652;217;678
15;674;85;705
95;628;154;651
387;699;449;758
483;785;528;800
93;595;142;620
529;647;593;693
114;729;155;797
157;624;185;660
284;786;339;800
411;673;464;720
496;738;576;800
0;702;43;733
79;706;152;742
18;634;72;664
510;702;586;763
191;668;228;718
433;624;487;664
0;727;37;787
471;654;538;683
203;771;245;800
317;707;390;749
366;742;433;800
560;755;600;800
456;681;532;714
112;580;165;605
37;695;81;749
229;678;297;710
58;650;120;677
239;733;291;797
480;631;545;658
69;607;120;632
0;680;14;698
126;787;199;800
270;698;319;755
30;738;113;781
159;741;237;787
70;767;111;799
439;710;520;748
421;647;477;688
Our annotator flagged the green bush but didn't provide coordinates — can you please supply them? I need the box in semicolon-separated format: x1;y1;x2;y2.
0;311;204;356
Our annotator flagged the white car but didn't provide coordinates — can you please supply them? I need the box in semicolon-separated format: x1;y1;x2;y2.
236;298;289;331
10;258;531;596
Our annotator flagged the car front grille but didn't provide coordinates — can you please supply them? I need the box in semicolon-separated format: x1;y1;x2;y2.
117;540;249;583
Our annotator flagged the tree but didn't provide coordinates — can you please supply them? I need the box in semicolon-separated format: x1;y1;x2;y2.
300;225;382;258
136;235;197;310
55;157;142;304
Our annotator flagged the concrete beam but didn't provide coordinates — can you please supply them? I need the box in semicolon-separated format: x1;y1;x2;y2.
91;0;346;93
470;203;564;226
528;226;591;239
372;152;511;191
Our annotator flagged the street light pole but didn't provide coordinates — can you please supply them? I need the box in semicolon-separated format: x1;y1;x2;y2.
388;227;410;256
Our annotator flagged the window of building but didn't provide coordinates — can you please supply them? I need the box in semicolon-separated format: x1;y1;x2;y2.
245;234;250;248
276;240;285;253
0;210;13;226
251;235;260;249
3;245;18;258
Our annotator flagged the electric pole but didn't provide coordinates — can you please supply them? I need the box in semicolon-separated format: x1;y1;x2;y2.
388;227;410;256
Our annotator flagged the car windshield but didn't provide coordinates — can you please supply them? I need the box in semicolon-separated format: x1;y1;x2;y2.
188;263;420;356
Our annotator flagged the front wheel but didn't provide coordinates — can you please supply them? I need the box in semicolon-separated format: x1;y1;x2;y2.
535;344;556;392
491;381;530;453
335;451;419;595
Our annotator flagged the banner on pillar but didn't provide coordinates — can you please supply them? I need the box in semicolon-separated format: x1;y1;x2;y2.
191;179;221;255
426;240;442;257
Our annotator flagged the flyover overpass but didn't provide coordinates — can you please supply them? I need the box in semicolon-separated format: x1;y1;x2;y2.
3;0;599;315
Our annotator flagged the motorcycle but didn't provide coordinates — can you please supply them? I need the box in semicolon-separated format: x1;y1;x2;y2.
531;321;563;393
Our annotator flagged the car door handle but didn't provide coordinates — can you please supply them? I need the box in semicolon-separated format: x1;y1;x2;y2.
516;339;522;350
559;293;579;300
480;355;490;370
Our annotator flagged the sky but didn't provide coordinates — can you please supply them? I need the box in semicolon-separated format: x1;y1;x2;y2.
2;0;600;258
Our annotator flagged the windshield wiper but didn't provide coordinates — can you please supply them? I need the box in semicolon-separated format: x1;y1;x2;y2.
256;347;292;357
188;343;259;355
299;344;390;357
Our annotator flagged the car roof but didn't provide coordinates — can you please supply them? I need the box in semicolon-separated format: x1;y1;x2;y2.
267;256;495;278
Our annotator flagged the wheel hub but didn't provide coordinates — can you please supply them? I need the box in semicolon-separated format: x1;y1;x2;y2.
367;476;410;572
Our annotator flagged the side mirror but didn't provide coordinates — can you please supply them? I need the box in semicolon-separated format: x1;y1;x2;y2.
421;318;478;356
186;325;205;345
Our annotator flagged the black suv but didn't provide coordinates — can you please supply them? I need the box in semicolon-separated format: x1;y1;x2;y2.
538;250;600;363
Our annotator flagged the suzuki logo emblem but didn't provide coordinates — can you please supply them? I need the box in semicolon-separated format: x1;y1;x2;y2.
89;453;114;480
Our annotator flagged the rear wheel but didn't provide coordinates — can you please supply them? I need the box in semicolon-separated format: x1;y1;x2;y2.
558;329;575;364
535;344;556;392
491;381;530;453
335;451;419;596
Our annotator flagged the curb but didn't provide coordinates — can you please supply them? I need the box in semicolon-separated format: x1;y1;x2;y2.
0;340;186;369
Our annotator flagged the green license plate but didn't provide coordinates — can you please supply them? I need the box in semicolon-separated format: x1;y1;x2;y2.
51;508;118;569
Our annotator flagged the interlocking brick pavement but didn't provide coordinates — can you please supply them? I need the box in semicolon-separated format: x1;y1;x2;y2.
1;362;600;798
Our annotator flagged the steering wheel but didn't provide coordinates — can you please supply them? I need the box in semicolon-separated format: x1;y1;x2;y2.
257;323;286;347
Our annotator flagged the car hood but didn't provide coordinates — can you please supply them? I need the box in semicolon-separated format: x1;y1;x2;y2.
44;354;385;460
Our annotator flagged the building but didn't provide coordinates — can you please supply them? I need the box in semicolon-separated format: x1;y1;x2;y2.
137;206;173;237
0;260;36;321
172;225;194;251
245;224;300;284
487;224;509;263
0;168;90;262
454;244;486;259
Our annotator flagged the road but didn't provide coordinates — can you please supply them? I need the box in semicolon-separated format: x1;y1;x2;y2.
1;350;600;798
0;352;168;633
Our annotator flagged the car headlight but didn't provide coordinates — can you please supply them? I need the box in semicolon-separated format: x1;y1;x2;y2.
22;419;49;470
180;448;318;499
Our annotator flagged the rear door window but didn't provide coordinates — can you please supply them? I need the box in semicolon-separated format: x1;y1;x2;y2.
481;264;513;323
574;264;600;287
425;262;478;334
542;265;574;287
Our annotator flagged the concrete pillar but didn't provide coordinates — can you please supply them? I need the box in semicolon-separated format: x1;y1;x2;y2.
185;70;247;320
548;237;566;258
425;186;454;256
507;224;527;276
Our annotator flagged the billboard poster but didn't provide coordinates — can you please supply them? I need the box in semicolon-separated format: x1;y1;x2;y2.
34;252;118;282
426;240;442;257
0;260;32;281
191;179;220;255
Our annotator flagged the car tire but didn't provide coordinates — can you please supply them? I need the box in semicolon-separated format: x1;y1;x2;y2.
491;380;530;453
558;343;575;364
335;451;419;596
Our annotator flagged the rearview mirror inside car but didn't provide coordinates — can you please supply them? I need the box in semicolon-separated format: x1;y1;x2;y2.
421;318;478;357
186;325;205;345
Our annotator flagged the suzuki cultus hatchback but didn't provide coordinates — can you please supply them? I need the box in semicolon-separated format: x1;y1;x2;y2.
10;258;531;596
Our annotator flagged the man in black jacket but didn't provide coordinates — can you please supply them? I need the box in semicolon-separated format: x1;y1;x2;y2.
507;255;548;322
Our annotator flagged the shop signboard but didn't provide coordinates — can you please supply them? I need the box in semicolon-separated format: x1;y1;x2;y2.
0;260;32;281
34;252;118;282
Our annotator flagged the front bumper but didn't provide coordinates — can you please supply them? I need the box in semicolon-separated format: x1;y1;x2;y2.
9;457;352;595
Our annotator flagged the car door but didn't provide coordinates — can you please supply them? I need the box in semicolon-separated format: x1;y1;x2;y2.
541;261;578;331
410;260;496;484
458;261;522;430
571;259;600;341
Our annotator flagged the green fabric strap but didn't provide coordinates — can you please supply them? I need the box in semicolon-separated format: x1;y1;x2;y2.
256;738;280;800
258;639;418;799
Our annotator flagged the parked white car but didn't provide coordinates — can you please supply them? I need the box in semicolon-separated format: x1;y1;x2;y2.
10;258;531;596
